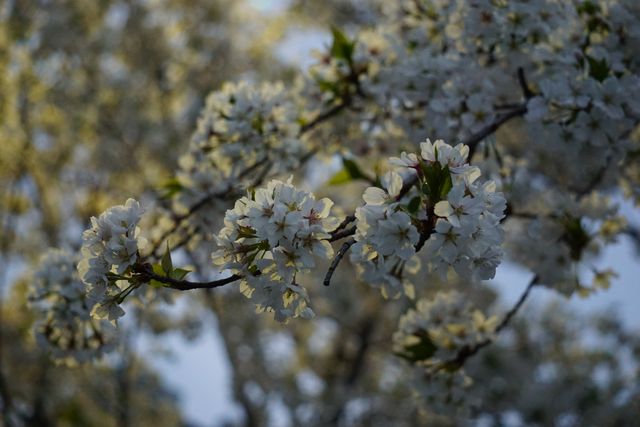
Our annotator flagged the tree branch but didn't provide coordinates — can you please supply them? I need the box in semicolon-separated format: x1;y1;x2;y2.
301;100;350;133
466;68;534;158
328;317;375;425
146;98;356;260
324;238;356;287
440;275;539;370
329;214;356;235
134;265;242;291
495;274;539;334
328;225;357;242
466;104;527;158
517;66;535;100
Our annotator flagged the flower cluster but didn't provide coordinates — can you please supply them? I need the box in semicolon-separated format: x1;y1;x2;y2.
29;249;117;363
174;81;307;215
212;179;339;322
350;171;421;299
393;291;494;414
410;367;474;416
351;139;506;298
309;0;639;194
524;73;639;189
421;140;507;281
393;291;497;366
505;189;619;295
77;198;145;322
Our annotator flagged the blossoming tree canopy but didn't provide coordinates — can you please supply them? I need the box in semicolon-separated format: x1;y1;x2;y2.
23;0;640;418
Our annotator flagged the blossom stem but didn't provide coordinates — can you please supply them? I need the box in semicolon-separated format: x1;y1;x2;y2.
330;214;356;234
324;238;356;286
146;99;356;261
495;274;539;333
466;104;527;158
300;99;350;133
517;67;535;100
440;275;540;370
137;268;242;291
328;225;357;242
466;69;534;158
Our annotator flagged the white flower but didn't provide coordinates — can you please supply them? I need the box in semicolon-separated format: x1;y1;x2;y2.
434;184;483;228
212;179;337;321
91;299;126;322
525;96;548;122
29;249;117;363
363;171;403;205
353;139;506;293
393;291;497;364
593;77;625;120
461;93;494;132
389;152;420;169
573;110;615;146
420;139;472;174
425;219;468;264
352;171;420;298
77;198;145;323
469;246;503;280
174;81;307;223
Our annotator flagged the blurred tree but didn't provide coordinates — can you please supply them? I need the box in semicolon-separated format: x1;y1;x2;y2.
1;283;183;426
2;0;640;426
0;1;295;425
203;272;640;426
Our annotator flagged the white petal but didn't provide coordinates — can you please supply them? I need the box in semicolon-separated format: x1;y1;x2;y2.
363;187;387;205
434;201;453;218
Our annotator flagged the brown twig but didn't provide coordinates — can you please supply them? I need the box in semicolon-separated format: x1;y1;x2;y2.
495;275;540;333
134;264;242;291
301;100;350;133
441;275;540;370
330;214;356;235
466;68;534;158
324;238;356;286
466;105;528;158
517;66;535;100
328;225;357;242
147;99;356;261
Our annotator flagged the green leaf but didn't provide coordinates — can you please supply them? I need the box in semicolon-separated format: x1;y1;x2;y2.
315;77;339;95
561;216;591;261
421;162;453;203
160;177;183;199
407;196;422;214
330;26;355;63
577;1;599;15
149;279;166;288
328;158;367;185
396;334;437;362
161;243;173;275
586;55;609;82
439;168;453;199
170;268;191;281
328;169;351;185
343;158;366;179
149;263;181;287
152;263;165;276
